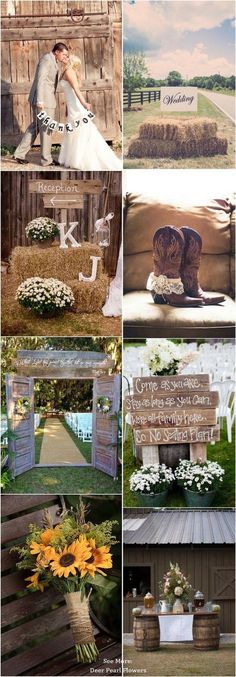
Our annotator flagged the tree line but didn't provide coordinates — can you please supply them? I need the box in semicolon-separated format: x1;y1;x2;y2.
124;53;235;92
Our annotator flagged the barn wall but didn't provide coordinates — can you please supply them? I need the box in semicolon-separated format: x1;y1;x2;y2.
1;1;122;144
1;170;121;276
124;545;235;634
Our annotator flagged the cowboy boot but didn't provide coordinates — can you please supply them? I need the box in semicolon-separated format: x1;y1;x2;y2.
147;226;203;307
180;227;225;305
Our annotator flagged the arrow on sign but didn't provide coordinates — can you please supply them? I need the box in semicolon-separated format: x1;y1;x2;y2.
50;197;78;206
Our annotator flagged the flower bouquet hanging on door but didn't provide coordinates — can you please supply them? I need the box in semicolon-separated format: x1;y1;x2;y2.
11;500;118;664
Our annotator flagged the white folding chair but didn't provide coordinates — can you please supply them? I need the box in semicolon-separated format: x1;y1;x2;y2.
210;380;235;443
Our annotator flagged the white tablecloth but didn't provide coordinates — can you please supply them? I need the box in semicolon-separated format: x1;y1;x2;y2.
159;614;193;642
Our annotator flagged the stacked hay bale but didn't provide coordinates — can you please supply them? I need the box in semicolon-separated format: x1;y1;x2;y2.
128;117;228;158
10;243;108;314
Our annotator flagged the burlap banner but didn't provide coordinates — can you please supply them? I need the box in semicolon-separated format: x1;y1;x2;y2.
37;110;95;133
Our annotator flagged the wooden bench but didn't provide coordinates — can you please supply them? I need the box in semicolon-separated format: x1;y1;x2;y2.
1;495;121;676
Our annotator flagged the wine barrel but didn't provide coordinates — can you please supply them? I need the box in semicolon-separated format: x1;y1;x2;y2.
159;443;189;468
133;614;160;651
193;613;220;650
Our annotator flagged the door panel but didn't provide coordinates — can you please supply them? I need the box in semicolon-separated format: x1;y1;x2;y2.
6;375;35;477
92;374;120;478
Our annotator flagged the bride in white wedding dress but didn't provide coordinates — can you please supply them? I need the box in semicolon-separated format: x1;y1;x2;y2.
59;56;121;170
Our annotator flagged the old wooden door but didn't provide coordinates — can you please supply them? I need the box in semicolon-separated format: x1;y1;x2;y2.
6;374;35;477
1;2;119;144
92;374;120;478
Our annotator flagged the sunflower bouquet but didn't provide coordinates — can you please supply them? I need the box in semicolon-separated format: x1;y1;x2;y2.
11;501;118;664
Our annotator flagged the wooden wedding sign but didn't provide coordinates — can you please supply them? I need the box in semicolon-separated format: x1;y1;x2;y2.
125;374;220;464
29;179;102;210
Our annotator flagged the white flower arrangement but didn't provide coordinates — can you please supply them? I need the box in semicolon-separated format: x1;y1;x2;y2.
143;339;180;375
25;217;59;241
143;339;197;376
15;277;75;316
130;463;175;495
174;459;225;494
159;562;192;605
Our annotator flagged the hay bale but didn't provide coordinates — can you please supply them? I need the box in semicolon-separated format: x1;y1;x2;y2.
139;117;218;141
128;137;178;158
10;243;104;284
69;274;108;313
128;134;227;159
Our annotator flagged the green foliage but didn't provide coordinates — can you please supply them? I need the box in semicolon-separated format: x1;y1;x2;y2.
1;144;16;156
1;469;12;490
123;52;149;93
167;70;183;86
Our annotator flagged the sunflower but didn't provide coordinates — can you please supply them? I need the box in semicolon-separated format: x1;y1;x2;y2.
40;527;61;545
25;571;47;592
79;539;112;578
49;539;92;578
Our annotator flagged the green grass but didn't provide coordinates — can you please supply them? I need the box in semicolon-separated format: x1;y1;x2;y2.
123;93;235;168
123;421;235;508
4;464;121;495
124;644;235;676
35;416;46;463
62;418;92;463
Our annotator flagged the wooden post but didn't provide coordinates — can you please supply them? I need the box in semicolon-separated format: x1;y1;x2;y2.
141;445;159;465
190;443;207;462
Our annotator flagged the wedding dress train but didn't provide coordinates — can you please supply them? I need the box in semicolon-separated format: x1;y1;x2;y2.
59;81;121;170
102;246;122;317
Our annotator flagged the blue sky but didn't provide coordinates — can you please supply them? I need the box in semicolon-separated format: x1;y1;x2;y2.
124;1;235;78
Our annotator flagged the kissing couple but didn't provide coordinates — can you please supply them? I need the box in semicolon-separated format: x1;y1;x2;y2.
14;42;121;170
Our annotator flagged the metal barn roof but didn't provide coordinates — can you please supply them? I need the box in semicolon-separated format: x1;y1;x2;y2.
123;510;235;545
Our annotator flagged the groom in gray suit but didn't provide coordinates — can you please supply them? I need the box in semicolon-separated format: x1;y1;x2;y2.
14;42;69;166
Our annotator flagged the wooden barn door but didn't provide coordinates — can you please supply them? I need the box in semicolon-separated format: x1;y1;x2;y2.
6;374;35;478
92;374;120;478
1;1;119;144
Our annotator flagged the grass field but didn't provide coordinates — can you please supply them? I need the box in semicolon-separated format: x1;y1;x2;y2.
124;644;235;676
123;93;235;168
4;463;121;494
123;421;235;508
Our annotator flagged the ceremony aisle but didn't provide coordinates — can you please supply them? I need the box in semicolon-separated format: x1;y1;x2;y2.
39;417;88;465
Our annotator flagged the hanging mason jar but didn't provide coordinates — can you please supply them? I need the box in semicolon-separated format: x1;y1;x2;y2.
94;212;114;248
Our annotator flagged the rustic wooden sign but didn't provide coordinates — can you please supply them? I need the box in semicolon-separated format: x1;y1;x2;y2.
125;391;219;412
133;375;210;394
127;373;219;460
29;180;102;195
42;195;84;209
15;350;114;379
134;426;220;445
130;409;217;429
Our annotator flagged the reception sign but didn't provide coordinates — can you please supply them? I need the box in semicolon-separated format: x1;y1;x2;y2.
160;87;198;112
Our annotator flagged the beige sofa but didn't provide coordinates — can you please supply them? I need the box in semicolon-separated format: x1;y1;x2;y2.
123;194;235;338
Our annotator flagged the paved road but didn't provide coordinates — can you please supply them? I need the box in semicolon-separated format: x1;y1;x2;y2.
200;90;235;123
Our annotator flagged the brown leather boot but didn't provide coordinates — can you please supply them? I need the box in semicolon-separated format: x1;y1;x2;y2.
147;226;203;307
180;227;225;305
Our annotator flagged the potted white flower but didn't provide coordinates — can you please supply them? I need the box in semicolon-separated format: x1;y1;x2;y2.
129;463;175;507
175;459;225;507
15;277;75;317
25;217;59;247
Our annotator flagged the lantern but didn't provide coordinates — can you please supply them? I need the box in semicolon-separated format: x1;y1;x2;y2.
94;212;114;248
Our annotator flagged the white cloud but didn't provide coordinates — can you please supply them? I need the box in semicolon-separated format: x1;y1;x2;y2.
146;43;234;78
124;0;235;42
